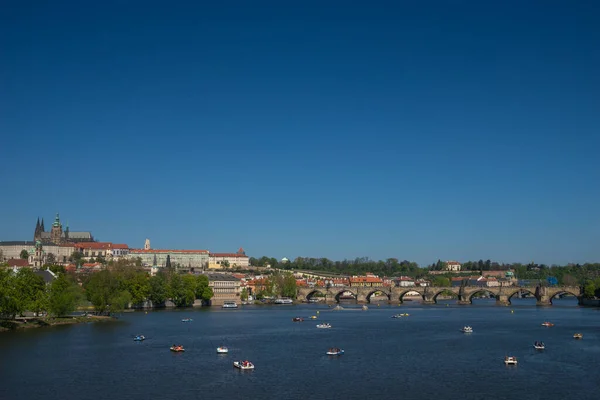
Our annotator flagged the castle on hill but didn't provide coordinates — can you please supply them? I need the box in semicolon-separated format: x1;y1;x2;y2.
34;213;94;244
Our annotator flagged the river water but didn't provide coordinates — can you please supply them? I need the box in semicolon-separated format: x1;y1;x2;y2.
0;298;598;400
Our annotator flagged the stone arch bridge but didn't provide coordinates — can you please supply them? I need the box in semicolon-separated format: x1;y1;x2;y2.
297;285;582;306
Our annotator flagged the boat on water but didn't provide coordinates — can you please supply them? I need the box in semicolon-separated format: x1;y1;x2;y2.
274;298;293;304
573;333;583;339
133;335;145;341
310;315;318;319
308;298;320;303
316;323;332;329
541;322;554;327
392;314;403;318
217;346;229;354
326;348;344;356
292;317;304;322
233;361;254;370
181;318;193;322
362;305;368;310
504;356;518;365
461;326;473;333
170;345;185;352
222;301;238;309
533;341;545;350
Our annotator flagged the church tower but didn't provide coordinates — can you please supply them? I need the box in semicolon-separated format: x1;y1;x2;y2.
50;213;63;244
144;238;151;250
34;217;41;241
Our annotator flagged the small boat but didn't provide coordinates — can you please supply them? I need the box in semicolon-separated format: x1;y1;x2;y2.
541;322;554;327
217;346;228;354
292;317;304;322
181;318;193;322
461;326;473;333
326;348;344;356
573;333;583;339
362;305;368;310
310;315;318;319
533;341;545;350
316;323;332;329
504;356;518;365
233;361;254;370
391;314;404;319
400;313;410;317
274;298;293;304
170;345;185;352
222;301;238;309
308;298;320;303
133;335;145;341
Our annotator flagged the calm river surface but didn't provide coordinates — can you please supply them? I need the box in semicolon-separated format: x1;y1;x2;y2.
1;298;598;400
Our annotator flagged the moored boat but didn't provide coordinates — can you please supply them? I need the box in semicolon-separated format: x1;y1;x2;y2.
233;360;254;370
461;326;473;333
326;348;344;356
170;345;185;352
504;356;518;365
274;298;293;304
217;346;228;354
316;323;332;329
573;333;583;339
222;301;238;309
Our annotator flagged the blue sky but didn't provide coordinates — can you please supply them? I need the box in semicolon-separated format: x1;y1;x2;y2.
1;1;599;266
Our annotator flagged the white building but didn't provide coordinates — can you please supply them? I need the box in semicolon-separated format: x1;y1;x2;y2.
128;248;209;271
445;261;462;271
208;248;249;269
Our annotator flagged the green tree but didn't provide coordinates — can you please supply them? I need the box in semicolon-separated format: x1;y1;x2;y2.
47;274;82;317
583;281;596;299
122;270;150;305
48;265;66;274
221;260;230;269
70;251;83;264
240;287;248;301
196;274;213;302
432;276;451;287
0;268;19;319
84;270;120;314
14;268;47;315
20;249;29;260
148;273;169;305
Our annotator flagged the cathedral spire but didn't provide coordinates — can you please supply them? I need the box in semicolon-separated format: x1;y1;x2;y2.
41;218;45;232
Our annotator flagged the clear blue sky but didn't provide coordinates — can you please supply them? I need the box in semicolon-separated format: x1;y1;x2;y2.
1;0;599;266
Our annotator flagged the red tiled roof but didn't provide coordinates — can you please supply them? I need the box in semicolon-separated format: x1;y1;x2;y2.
210;253;249;258
7;259;29;267
75;242;129;250
130;249;208;254
82;263;103;267
349;276;383;283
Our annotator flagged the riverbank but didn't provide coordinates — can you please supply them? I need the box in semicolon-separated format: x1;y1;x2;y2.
0;315;117;332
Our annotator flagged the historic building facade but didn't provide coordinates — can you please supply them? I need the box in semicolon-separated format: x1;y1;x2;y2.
208;248;249;269
127;239;209;271
34;213;94;244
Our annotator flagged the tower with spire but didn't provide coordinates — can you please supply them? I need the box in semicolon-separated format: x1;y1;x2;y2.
50;213;63;244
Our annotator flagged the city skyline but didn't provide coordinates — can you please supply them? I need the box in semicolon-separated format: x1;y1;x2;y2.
2;1;599;266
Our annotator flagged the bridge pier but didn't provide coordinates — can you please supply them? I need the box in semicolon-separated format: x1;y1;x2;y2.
457;300;471;305
536;296;552;306
496;294;510;306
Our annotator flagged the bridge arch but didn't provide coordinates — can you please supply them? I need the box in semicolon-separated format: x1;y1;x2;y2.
431;289;458;303
398;289;422;303
305;289;326;301
334;289;357;303
549;289;580;303
467;289;499;303
366;290;390;303
507;288;536;302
